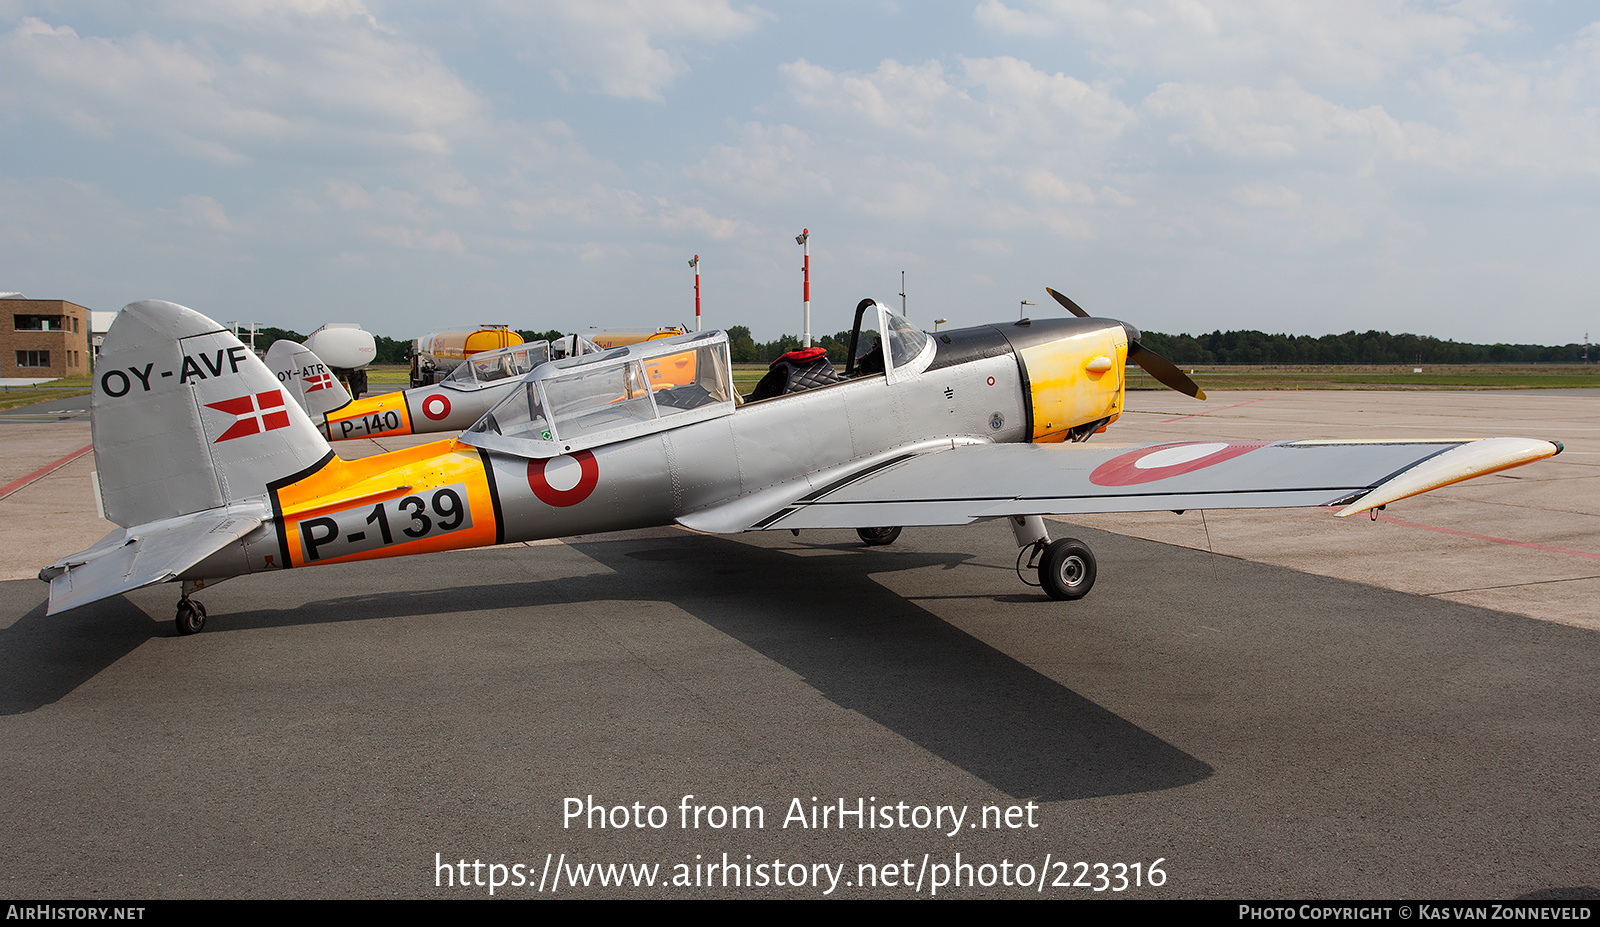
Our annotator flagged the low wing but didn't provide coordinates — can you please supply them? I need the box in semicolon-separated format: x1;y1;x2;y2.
678;437;1560;533
39;503;269;615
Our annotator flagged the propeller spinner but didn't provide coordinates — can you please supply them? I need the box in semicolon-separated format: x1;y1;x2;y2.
1045;287;1206;401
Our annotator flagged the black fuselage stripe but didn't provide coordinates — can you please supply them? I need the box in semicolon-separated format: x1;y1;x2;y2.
753;507;798;529
479;447;506;545
798;454;919;502
265;449;337;570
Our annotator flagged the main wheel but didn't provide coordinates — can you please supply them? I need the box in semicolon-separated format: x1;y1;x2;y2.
175;599;207;635
857;526;902;546
1038;538;1096;601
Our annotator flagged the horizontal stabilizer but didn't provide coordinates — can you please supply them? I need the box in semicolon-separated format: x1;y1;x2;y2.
40;504;268;615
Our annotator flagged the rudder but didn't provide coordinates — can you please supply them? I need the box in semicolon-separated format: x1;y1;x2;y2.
92;300;333;527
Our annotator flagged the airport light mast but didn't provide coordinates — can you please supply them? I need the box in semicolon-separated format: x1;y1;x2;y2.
688;254;701;331
796;228;811;347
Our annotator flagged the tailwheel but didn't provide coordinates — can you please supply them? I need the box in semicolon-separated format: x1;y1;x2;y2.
175;598;207;636
1038;538;1096;601
856;526;902;546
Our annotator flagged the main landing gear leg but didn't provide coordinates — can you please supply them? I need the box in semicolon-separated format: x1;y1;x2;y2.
175;596;207;635
1012;515;1098;601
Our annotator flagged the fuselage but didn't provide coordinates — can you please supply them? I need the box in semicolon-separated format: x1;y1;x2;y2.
319;379;515;440
184;317;1131;583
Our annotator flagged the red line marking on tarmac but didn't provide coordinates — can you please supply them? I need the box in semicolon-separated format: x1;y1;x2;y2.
1161;393;1290;424
1376;515;1600;562
0;444;93;501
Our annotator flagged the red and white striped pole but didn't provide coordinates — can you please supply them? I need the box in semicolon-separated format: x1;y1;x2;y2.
796;229;811;347
688;254;701;331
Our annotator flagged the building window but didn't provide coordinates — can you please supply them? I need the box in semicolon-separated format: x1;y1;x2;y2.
14;314;66;331
16;350;51;368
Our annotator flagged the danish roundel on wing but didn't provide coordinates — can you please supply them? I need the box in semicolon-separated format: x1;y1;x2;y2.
1090;441;1268;486
527;451;599;507
421;393;452;421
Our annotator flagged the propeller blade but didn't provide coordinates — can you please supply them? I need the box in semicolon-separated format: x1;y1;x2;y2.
1045;287;1090;318
1128;343;1206;401
1046;285;1205;399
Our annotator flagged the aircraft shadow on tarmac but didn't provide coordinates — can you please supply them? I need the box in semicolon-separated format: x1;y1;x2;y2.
2;528;1214;801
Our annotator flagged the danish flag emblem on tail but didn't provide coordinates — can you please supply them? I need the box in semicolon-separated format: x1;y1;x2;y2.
303;370;336;394
206;390;292;443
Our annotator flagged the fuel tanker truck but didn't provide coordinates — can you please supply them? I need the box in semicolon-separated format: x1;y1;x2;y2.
302;323;377;397
409;324;523;387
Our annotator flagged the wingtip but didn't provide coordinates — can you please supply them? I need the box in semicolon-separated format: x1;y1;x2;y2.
1335;436;1561;518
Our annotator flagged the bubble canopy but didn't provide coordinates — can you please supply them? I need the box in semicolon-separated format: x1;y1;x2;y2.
438;340;551;391
458;330;735;459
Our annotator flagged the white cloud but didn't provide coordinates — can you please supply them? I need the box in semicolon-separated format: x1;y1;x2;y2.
0;9;490;163
175;194;243;231
1143;79;1407;163
1232;182;1302;210
490;0;767;101
1;4;1594;343
653;199;753;240
364;223;466;253
692;122;834;203
1021;169;1096;204
973;0;1510;86
0;18;288;163
783;58;963;141
781;55;1134;157
972;0;1059;37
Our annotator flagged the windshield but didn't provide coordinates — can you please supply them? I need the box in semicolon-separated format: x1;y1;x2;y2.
883;309;929;370
442;341;550;388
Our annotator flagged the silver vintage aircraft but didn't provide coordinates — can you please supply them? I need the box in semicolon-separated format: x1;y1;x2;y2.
267;335;600;442
42;297;1560;634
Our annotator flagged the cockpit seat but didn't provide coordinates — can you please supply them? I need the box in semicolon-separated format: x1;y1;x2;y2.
748;346;841;401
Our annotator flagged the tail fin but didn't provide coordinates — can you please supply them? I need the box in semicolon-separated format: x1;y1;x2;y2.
265;339;354;420
92;300;333;527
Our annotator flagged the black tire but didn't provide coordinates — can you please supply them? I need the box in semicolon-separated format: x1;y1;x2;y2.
1038;538;1096;601
175;599;207;635
857;526;902;546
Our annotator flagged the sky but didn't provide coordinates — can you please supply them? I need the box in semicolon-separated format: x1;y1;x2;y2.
1;0;1596;345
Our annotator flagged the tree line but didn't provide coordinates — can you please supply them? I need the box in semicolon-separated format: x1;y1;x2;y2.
1138;329;1593;365
256;324;1595;367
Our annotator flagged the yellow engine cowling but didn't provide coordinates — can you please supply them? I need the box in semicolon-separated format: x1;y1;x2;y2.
1012;320;1129;442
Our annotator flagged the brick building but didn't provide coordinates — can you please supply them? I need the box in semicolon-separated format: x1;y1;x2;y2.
1;297;91;379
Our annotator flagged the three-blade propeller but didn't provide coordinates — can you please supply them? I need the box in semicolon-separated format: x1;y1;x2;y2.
1046;287;1206;401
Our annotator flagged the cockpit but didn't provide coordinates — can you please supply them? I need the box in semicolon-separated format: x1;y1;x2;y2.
460;330;736;458
747;299;934;402
456;302;931;459
438;341;552;391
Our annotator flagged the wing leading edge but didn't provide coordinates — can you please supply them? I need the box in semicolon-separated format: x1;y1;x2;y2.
679;437;1560;533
